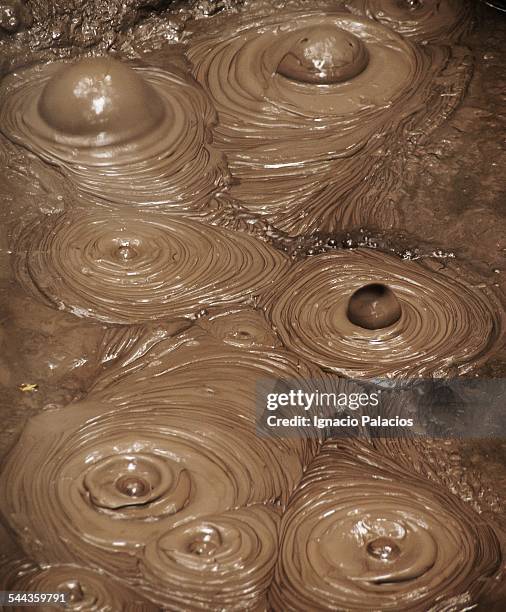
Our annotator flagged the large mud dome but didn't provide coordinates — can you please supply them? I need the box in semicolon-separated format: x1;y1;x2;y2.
0;1;505;610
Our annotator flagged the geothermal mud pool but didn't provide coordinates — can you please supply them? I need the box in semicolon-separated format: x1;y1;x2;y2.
0;0;505;610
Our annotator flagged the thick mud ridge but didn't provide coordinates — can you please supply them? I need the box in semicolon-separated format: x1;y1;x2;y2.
0;1;505;610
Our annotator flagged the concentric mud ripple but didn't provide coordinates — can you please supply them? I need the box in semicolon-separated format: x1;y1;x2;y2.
140;505;279;611
261;249;503;378
0;557;157;611
187;306;281;349
0;399;280;575
15;211;288;324
0;316;329;575
92;315;329;493
346;0;473;43
0;57;228;211
188;9;470;234
269;438;502;611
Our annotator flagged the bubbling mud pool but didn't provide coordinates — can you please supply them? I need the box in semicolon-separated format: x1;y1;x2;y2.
260;248;503;378
0;1;505;611
15;209;288;323
0;56;228;212
186;6;472;234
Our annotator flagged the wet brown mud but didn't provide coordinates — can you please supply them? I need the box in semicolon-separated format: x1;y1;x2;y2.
0;1;504;610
